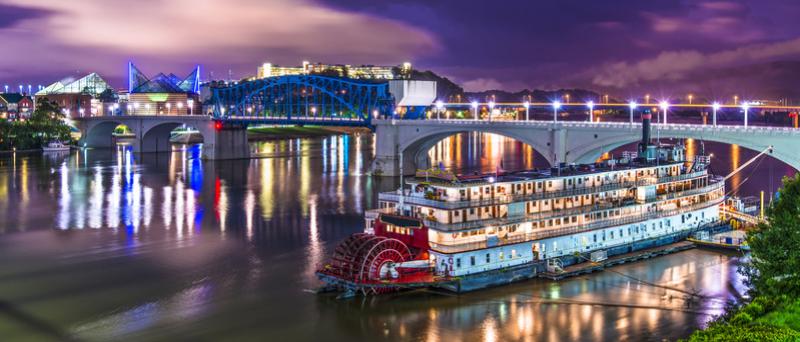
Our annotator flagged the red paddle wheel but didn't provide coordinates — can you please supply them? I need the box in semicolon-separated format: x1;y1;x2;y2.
323;233;412;283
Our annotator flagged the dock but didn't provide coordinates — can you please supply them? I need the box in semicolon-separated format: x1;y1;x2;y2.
538;240;696;280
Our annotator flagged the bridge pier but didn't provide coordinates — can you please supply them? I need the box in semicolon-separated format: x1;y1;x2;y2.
202;125;251;160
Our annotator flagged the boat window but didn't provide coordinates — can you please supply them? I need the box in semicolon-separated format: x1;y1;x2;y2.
456;258;461;268
499;252;504;260
511;249;517;258
486;253;491;263
470;256;476;266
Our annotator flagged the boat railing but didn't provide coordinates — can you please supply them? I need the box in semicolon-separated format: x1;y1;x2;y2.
428;196;725;253
379;170;708;210
423;182;724;232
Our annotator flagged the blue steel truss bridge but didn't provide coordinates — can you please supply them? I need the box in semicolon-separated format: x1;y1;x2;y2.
210;75;432;127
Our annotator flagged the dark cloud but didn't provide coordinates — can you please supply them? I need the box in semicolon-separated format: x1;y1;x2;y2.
0;3;51;28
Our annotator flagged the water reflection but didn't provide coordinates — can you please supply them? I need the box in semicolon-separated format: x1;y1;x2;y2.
0;132;792;341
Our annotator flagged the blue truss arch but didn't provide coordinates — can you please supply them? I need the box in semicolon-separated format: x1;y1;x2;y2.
211;75;394;127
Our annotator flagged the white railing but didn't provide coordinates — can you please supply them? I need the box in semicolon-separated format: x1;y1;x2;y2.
428;196;724;254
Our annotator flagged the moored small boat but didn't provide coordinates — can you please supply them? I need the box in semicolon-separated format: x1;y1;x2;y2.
42;141;71;152
688;230;749;251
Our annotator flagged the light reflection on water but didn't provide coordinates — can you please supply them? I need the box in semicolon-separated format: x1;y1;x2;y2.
0;132;790;341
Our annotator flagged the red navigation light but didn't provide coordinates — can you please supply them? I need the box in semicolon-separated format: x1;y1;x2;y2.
214;121;223;131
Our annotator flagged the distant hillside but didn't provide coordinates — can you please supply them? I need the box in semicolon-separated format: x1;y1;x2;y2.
411;69;602;103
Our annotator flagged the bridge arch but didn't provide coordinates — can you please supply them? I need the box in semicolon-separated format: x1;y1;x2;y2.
568;130;800;171
398;126;556;171
139;121;206;153
81;120;134;148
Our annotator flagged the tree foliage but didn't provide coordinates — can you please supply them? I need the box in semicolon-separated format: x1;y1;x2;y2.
746;174;800;298
0;100;73;150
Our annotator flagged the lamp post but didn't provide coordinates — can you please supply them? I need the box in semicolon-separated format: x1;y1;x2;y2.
742;101;750;127
523;101;530;121
688;94;693;104
712;102;720;127
471;101;478;121
587;101;595;122
628;101;637;125
187;99;194;115
552;101;561;123
488;101;495;122
435;100;444;120
659;101;669;124
166;102;171;115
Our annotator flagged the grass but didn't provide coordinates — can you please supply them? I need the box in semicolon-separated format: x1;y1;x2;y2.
247;126;336;138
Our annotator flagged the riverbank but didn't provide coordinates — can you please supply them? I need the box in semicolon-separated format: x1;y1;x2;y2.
686;297;800;341
247;126;370;140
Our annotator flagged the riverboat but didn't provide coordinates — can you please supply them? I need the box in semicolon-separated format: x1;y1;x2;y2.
317;113;725;297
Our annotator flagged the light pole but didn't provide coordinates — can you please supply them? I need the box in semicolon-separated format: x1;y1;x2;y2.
523;101;530;121
742;101;750;127
659;101;669;124
435;100;444;120
471;101;478;121
628;101;637;125
166;102;171;115
187;99;194;115
688;94;693;104
488;101;495;122
712;102;720;127
552;101;561;123
587;101;595;122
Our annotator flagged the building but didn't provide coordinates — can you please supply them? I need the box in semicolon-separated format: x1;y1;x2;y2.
35;73;113;118
256;61;412;80
0;93;34;119
125;63;201;116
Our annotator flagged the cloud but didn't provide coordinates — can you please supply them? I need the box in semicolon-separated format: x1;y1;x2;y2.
0;3;51;28
0;0;438;82
591;37;800;88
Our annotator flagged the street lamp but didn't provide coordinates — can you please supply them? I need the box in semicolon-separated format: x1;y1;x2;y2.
523;101;530;121
471;101;479;121
488;101;495;121
645;94;650;104
187;99;194;115
435;100;444;120
742;101;750;127
688;94;693;104
628;101;637;125
712;102;721;127
166;102;171;115
659;101;669;124
587;101;595;122
311;106;317;117
552;101;561;122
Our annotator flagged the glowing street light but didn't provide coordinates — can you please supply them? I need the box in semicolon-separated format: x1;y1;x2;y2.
659;101;669;124
587;101;595;122
523;101;530;121
435;100;444;120
552;101;561;122
471;101;479;121
742;101;750;127
628;101;637;124
488;101;495;122
712;102;721;127
166;102;171;115
187;99;195;115
688;94;693;104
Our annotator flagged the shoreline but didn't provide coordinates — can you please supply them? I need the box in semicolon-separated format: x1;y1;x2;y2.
247;126;370;141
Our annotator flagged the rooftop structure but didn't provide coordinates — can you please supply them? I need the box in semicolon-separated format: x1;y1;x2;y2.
36;73;112;97
128;63;201;94
256;61;412;80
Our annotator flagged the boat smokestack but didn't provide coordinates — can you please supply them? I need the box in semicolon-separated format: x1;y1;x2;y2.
638;112;654;159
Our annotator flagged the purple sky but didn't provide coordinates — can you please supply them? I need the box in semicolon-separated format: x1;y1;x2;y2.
3;0;800;98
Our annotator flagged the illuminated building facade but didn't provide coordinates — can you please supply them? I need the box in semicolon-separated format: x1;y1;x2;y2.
256;61;412;80
125;63;201;115
0;93;33;119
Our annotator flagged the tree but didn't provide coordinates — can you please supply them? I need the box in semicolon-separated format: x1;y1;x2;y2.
745;174;800;298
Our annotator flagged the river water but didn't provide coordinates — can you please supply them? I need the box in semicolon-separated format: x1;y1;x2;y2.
0;132;794;341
